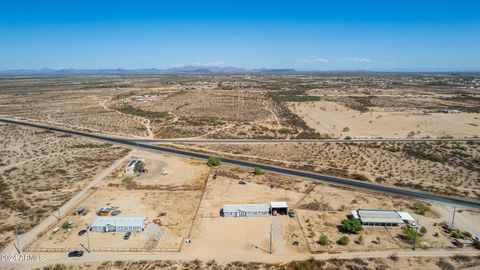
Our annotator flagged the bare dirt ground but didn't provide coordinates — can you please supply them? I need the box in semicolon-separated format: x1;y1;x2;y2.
182;141;480;200
290;100;480;139
1;74;478;140
187;169;308;258
1;74;480;269
29;150;208;252
0;123;130;251
29;255;480;270
295;184;453;253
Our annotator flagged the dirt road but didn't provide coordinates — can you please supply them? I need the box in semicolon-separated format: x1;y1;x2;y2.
2;247;478;269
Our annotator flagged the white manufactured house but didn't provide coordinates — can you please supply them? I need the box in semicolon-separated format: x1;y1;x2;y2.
124;159;144;174
90;217;147;232
351;209;415;227
222;204;270;217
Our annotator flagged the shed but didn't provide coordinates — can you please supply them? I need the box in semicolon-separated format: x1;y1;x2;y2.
90;217;147;232
222;204;270;217
270;201;288;215
398;212;415;223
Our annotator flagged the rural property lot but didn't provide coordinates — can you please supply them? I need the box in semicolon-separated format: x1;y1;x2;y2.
187;167;309;258
290;100;480;139
0;123;129;251
28;150;208;252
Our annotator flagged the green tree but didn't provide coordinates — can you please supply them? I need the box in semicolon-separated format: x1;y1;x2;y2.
356;235;364;245
207;157;221;167
318;235;330;246
253;167;265;175
420;226;427;235
62;221;71;230
133;161;145;173
337;236;350;246
341;219;363;234
403;226;422;243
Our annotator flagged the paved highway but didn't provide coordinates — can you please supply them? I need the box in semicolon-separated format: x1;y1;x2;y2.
2;117;480;209
132;138;480;144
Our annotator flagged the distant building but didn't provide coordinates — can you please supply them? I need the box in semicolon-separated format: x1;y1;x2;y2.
90;217;147;232
222;204;270;217
351;209;415;227
124;159;144;174
439;108;461;114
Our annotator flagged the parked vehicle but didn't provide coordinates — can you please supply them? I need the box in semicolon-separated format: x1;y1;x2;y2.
111;210;121;216
52;227;60;234
123;232;131;240
68;250;84;257
288;210;296;218
78;229;86;236
238;180;246;185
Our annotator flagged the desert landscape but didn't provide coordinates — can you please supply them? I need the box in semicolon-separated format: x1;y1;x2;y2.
0;123;130;251
1;74;479;270
2;74;478;141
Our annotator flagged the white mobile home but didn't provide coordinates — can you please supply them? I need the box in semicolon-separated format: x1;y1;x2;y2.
351;209;415;227
90;217;147;232
222;204;270;217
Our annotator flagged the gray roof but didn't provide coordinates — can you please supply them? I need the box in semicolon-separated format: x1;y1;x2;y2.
223;204;270;213
90;217;147;228
357;209;404;224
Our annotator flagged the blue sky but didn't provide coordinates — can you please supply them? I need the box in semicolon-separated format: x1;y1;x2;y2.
0;0;479;71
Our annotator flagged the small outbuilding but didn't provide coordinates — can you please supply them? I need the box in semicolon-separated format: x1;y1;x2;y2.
124;159;145;174
90;217;147;232
222;204;270;217
270;201;288;215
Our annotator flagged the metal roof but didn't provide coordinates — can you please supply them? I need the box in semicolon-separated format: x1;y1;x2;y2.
357;209;404;224
398;212;415;222
223;204;270;213
90;217;147;228
270;201;288;208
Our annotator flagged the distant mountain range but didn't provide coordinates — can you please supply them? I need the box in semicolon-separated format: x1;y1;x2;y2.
0;66;297;76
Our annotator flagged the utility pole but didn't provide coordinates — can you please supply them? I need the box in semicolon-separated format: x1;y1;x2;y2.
269;223;273;254
15;224;21;253
85;223;91;253
451;206;456;228
54;209;61;220
413;220;419;250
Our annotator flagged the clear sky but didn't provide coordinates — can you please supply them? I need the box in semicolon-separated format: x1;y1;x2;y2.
1;0;479;71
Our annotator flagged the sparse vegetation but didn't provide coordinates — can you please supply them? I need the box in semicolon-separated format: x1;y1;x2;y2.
412;201;430;215
118;105;168;119
318;235;330;246
207;156;221;167
337;235;350;246
253;167;265;175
